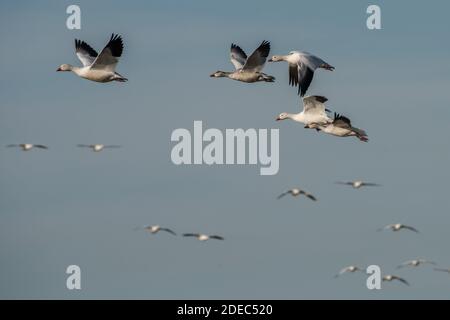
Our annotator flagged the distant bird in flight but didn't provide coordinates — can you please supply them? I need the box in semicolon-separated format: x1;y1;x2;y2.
210;41;275;83
382;275;410;286
276;95;332;128
6;144;48;151
268;51;334;96
183;233;224;241
311;113;368;142
277;188;317;201
397;259;436;269
434;268;450;274
336;180;380;189
378;223;419;233
77;144;121;152
334;265;363;278
141;225;176;236
57;34;127;83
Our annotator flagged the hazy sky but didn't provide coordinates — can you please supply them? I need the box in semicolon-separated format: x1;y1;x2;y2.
1;0;449;299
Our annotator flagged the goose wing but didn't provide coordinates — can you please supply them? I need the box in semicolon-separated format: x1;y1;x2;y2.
230;44;247;70
333;113;352;128
209;235;224;240
91;34;124;71
242;40;270;72
160;228;177;236
402;225;419;233
302;96;328;115
392;276;410;286
75;39;98;67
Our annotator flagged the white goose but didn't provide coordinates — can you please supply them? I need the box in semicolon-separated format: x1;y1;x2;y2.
77;144;121;152
268;51;334;96
183;233;224;241
210;41;275;83
311;113;368;142
382;275;410;286
142;225;176;236
336;180;380;189
378;223;419;233
277;188;317;201
276;95;332;128
57;34;127;83
7;144;48;151
334;265;363;278
397;259;436;269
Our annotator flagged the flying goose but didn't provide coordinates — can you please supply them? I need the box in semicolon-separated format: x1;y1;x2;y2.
382;275;410;286
142;225;176;236
277;188;317;201
378;224;420;233
434;268;450;274
6;144;48;151
210;41;275;83
334;265;363;278
268;51;334;96
336;180;380;189
57;34;127;83
276;95;332;128
311;113;368;142
183;233;224;241
397;259;436;269
77;144;121;152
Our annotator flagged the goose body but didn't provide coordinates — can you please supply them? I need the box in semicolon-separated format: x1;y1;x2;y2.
268;51;334;96
313;113;368;142
183;233;224;241
144;225;176;236
382;275;409;286
397;259;436;269
276;95;332;128
336;180;380;189
277;188;317;201
335;265;362;277
210;41;275;83
7;144;48;151
57;34;127;83
77;144;121;152
379;223;419;233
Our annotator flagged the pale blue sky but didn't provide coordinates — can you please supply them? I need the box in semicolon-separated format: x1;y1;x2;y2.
1;0;450;299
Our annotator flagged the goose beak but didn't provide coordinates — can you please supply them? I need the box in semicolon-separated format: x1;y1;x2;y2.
56;67;62;72
268;58;273;62
275;117;281;121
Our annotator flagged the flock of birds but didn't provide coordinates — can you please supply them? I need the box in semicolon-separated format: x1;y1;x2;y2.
7;34;449;290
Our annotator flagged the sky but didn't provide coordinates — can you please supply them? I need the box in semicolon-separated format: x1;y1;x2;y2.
0;0;449;299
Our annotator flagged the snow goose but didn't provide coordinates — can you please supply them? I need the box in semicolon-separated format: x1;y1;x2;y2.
311;113;368;142
77;144;121;152
57;34;127;83
6;144;48;151
277;188;317;201
397;259;436;269
378;223;419;233
336;180;380;189
382;275;410;286
268;51;334;96
183;233;224;241
334;265;363;278
210;41;275;83
276;95;332;128
141;225;176;236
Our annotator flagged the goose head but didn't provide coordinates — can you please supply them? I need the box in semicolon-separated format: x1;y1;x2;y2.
56;64;73;72
268;55;284;62
210;71;228;78
276;113;290;121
